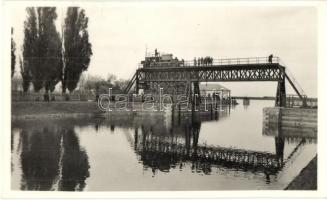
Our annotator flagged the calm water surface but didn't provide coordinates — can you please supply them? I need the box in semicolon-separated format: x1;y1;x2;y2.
11;100;317;191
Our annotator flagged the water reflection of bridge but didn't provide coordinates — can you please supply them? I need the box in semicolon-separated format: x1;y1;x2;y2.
117;108;286;177
134;125;284;175
122;108;315;180
97;107;315;179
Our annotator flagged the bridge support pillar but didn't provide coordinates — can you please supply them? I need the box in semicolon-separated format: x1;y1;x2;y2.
193;81;201;105
135;73;139;94
275;137;285;166
275;75;286;107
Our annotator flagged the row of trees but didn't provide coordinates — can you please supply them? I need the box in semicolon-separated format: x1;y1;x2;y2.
78;73;129;94
11;73;129;95
12;7;92;94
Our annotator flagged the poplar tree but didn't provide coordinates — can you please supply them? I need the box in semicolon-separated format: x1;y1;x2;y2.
11;28;16;78
22;7;62;93
36;7;63;93
62;7;92;93
20;57;31;92
21;8;37;92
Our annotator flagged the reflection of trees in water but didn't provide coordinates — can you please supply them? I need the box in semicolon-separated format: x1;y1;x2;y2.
11;130;13;153
59;128;90;191
20;127;61;190
18;124;89;191
11;129;14;173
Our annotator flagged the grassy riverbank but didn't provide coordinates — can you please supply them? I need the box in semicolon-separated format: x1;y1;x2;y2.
285;155;317;190
11;101;168;120
12;101;100;116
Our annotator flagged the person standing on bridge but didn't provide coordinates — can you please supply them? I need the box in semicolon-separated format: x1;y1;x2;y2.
268;54;273;63
194;57;197;66
155;48;158;57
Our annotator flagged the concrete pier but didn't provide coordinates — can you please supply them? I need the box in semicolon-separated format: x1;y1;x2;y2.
263;107;317;141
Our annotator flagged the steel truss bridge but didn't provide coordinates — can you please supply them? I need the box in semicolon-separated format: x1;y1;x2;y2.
124;57;307;107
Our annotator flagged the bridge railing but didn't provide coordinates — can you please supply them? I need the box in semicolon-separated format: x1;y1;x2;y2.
286;94;317;108
140;56;280;68
183;56;280;66
284;67;306;96
277;58;307;104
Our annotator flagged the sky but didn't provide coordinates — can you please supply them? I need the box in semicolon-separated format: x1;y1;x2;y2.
9;4;317;97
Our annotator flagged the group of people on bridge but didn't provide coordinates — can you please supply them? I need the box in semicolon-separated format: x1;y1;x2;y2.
194;56;214;66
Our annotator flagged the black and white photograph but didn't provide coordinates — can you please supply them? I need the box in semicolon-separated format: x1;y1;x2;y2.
1;0;327;199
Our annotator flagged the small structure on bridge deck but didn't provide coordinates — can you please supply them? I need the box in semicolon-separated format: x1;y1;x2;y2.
141;50;185;68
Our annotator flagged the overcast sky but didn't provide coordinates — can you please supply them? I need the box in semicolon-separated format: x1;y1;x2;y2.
9;4;317;97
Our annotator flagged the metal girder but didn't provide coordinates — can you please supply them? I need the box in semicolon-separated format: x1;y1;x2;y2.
138;64;284;83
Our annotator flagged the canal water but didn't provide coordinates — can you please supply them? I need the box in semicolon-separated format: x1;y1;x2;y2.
11;100;317;191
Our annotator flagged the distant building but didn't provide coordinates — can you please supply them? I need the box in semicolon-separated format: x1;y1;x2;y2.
199;83;230;98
